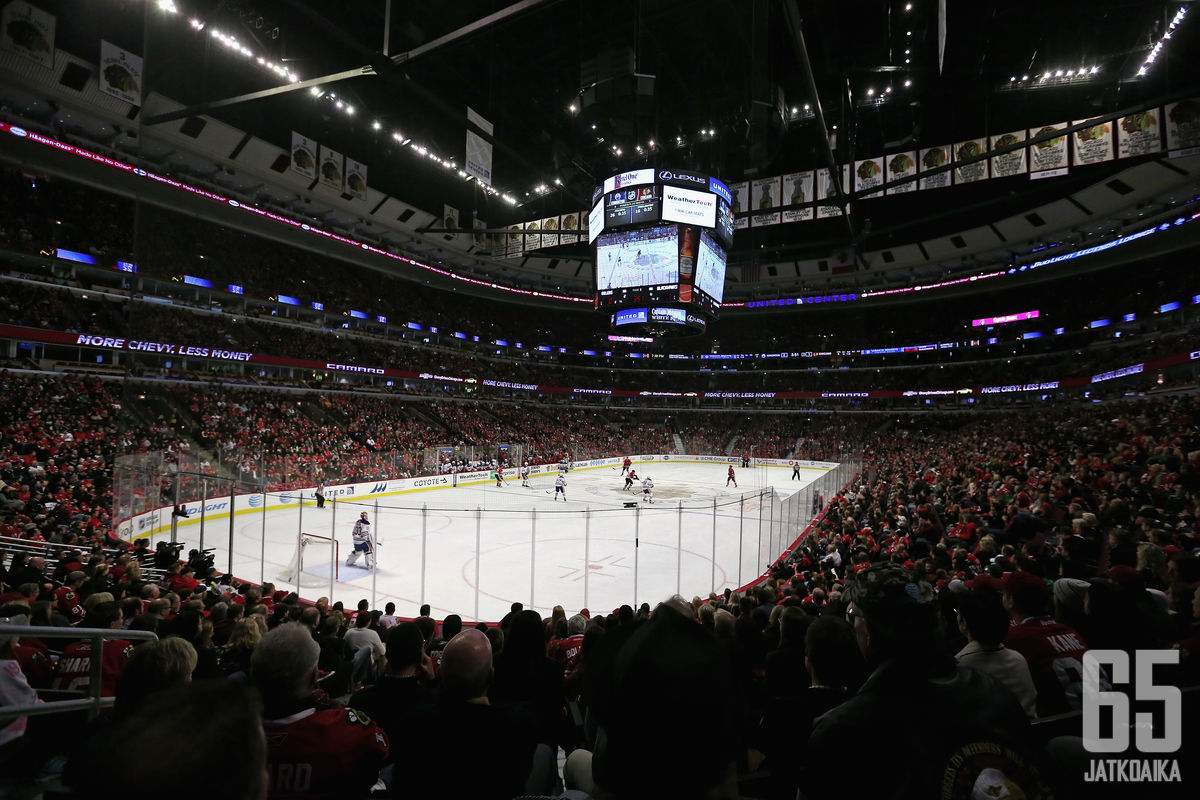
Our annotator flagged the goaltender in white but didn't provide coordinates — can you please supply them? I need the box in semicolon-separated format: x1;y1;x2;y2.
346;511;375;569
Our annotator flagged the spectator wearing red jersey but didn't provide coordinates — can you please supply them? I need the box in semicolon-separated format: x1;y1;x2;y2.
165;563;199;596
51;602;131;697
547;614;587;680
1002;570;1092;716
54;571;86;624
253;622;388;799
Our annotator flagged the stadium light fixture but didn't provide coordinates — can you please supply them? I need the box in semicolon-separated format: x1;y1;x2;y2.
1136;6;1188;77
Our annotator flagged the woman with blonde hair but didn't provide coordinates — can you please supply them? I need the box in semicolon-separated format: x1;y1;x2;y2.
219;617;263;677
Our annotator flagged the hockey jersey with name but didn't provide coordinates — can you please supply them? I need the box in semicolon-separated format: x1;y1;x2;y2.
263;706;389;799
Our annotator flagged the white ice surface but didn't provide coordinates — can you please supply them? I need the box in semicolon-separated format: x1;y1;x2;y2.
188;461;829;622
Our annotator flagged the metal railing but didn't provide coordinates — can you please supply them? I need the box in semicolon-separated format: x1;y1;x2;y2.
0;625;158;722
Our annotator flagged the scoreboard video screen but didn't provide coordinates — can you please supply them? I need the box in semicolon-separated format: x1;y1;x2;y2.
592;169;733;319
595;225;680;307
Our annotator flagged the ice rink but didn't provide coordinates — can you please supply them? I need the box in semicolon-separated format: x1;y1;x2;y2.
176;460;836;622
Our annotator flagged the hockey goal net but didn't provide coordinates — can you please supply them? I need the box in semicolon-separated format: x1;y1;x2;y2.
277;533;339;587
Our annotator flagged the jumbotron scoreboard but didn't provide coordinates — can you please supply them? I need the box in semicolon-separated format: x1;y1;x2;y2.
590;169;733;337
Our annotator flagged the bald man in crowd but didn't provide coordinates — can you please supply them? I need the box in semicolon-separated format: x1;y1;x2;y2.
408;629;541;799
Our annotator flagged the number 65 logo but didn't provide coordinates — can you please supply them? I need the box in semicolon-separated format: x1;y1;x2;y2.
1083;650;1181;753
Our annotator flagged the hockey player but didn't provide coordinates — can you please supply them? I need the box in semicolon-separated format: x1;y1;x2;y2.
554;472;567;501
346;511;375;569
621;456;632;475
742;452;751;469
521;462;531;487
641;475;654;503
727;466;737;488
624;468;638;492
495;467;506;487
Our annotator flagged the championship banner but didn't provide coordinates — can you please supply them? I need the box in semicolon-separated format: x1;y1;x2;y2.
751;177;781;227
953;139;988;184
1;1;54;69
853;157;884;198
539;216;560;249
560;210;581;244
98;40;142;105
290;132;317;180
443;204;460;241
989;131;1027;178
885;152;917;195
472;218;489;252
1028;123;1068;178
782;172;814;222
1116;109;1161;159
917;146;951;190
318;145;344;191
522;220;539;252
465;107;494;186
344;157;368;199
1071;119;1113;166
505;223;523;258
816;166;849;218
729;181;749;216
730;181;749;229
1165;99;1200;155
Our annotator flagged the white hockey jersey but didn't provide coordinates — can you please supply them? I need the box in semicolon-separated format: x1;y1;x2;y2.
352;519;371;544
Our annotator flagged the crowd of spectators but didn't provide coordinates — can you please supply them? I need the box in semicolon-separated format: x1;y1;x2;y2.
2;371;1200;797
0;372;189;549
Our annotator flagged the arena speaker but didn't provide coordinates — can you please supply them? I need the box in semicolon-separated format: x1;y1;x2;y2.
268;154;290;173
58;62;91;93
179;116;207;139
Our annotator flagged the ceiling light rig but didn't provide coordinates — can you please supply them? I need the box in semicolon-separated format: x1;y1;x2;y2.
166;1;522;206
1136;5;1188;77
787;103;815;122
854;80;913;107
1000;65;1101;91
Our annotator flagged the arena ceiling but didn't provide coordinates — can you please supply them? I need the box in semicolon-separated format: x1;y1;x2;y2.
14;0;1200;276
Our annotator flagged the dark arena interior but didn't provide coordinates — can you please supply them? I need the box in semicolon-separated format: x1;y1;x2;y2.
1;1;1200;797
